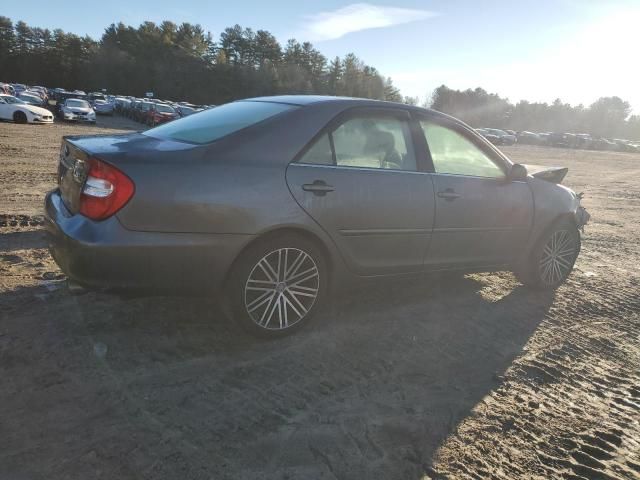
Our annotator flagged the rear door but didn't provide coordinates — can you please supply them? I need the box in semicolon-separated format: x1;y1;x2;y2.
417;117;534;268
286;108;435;276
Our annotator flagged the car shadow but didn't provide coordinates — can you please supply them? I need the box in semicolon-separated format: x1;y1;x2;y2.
0;229;45;253
0;271;555;479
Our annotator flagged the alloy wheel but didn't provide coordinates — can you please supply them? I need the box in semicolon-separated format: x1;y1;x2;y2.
539;229;578;286
244;248;320;330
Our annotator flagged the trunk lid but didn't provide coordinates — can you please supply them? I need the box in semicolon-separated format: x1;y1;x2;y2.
57;132;199;215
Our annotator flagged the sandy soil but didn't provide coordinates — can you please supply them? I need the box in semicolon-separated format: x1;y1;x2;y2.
0;117;639;480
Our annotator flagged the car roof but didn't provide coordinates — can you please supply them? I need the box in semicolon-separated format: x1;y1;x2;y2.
244;95;414;110
241;95;455;121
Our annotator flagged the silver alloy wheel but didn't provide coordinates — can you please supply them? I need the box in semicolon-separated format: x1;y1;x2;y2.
539;229;578;286
244;247;320;330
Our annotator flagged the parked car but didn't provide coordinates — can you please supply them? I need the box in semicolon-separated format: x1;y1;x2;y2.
516;131;541;145
11;83;27;94
483;128;517;146
17;92;46;107
0;94;53;124
133;101;153;122
146;103;178;126
93;99;114;115
548;132;573;148
88;92;107;103
575;134;592;149
53;90;88;107
58;98;96;123
176;104;202;117
29;86;48;100
45;96;590;337
613;139;638;152
590;138;617;151
0;83;15;94
475;128;501;145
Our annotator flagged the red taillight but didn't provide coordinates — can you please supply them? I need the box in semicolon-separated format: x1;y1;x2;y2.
79;158;135;220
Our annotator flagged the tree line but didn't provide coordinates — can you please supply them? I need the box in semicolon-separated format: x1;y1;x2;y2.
429;85;640;140
1;16;638;140
0;17;402;105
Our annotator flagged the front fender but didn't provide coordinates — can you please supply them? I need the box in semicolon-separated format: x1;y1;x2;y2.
524;177;589;256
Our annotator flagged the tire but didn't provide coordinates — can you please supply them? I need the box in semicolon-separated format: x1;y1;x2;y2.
226;234;328;338
13;111;27;124
515;218;581;289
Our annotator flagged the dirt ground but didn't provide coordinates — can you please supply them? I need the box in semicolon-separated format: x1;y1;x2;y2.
1;116;639;480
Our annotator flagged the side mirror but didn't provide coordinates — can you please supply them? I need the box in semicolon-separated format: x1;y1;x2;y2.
508;163;528;181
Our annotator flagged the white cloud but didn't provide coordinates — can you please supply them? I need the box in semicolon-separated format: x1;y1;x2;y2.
300;3;437;42
392;7;640;112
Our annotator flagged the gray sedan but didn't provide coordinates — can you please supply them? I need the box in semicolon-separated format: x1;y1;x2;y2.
45;96;589;337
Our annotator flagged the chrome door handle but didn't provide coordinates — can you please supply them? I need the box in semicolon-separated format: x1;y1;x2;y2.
302;181;335;196
437;189;461;200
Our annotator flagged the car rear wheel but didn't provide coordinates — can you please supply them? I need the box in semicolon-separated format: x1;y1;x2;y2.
516;218;581;289
227;234;327;338
13;111;27;124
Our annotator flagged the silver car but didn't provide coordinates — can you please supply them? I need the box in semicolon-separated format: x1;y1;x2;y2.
93;99;114;115
59;98;96;123
45;96;589;337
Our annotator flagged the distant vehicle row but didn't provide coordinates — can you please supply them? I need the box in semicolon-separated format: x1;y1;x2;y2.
1;82;213;127
475;126;640;153
115;97;212;126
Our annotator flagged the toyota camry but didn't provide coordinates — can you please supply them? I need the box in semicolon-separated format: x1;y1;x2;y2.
45;96;590;337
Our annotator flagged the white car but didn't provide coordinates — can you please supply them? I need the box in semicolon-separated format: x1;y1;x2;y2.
59;98;96;123
0;94;54;124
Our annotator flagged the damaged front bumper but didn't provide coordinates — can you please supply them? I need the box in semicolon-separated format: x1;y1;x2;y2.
576;205;590;231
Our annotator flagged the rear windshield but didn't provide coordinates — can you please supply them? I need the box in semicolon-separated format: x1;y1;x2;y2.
66;99;89;108
143;101;298;144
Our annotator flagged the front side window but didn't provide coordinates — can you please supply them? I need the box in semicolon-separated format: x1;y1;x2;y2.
144;101;297;144
421;121;505;178
299;113;417;172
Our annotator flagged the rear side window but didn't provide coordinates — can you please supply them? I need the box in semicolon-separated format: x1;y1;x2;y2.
298;113;417;171
144;101;297;144
332;116;416;171
299;134;333;165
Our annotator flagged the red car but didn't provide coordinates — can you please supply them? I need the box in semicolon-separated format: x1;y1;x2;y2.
146;103;178;126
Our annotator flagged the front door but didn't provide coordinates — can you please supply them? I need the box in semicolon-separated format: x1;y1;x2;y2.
286;109;435;276
418;119;534;268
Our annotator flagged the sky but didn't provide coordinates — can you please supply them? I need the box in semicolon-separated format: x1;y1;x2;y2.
4;0;640;110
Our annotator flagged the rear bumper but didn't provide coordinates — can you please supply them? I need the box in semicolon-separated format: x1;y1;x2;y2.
44;190;252;293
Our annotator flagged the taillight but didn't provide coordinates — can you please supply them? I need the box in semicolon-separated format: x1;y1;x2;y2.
79;158;135;220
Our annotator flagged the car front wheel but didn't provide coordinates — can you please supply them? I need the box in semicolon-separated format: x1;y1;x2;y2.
13;111;27;124
516;218;581;289
227;234;327;338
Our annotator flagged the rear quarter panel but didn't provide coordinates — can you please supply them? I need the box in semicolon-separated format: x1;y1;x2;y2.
112;102;345;236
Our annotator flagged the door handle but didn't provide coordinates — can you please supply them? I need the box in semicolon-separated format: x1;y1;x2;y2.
437;189;461;200
302;180;335;196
